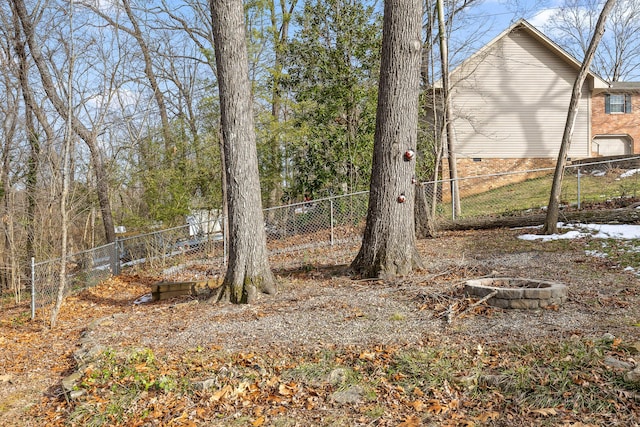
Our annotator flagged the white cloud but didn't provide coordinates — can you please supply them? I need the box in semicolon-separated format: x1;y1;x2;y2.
528;8;557;27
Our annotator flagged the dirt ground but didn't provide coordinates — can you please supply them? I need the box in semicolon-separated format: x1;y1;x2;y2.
1;227;639;426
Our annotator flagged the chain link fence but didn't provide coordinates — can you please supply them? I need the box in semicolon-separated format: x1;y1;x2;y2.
432;156;640;221
31;243;118;322
24;156;640;322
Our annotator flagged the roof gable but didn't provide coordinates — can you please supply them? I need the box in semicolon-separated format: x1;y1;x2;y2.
442;19;609;90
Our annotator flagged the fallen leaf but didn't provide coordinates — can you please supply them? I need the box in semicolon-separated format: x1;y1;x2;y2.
531;407;557;416
398;415;422;427
252;416;265;426
426;399;448;414
212;384;232;401
410;400;425;411
474;411;499;422
278;381;297;396
359;351;375;361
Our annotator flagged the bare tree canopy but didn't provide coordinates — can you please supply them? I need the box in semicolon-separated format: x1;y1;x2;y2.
543;0;640;81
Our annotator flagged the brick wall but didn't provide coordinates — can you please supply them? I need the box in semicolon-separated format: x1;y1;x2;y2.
592;92;640;154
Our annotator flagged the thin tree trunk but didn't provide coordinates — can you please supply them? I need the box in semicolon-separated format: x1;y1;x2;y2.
351;0;424;278
210;0;276;303
13;0;116;243
266;0;297;210
51;0;76;328
542;0;616;234
436;0;461;217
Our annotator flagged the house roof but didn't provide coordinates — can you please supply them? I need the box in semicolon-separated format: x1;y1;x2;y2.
608;81;640;91
437;19;610;90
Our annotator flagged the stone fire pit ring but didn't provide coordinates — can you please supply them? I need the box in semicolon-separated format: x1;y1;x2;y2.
464;277;568;309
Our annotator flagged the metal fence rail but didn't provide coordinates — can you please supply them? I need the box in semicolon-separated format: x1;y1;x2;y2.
25;156;640;321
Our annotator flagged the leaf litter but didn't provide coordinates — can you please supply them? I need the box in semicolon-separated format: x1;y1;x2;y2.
0;227;639;426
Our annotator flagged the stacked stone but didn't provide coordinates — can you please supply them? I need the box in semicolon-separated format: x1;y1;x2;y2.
464;278;568;309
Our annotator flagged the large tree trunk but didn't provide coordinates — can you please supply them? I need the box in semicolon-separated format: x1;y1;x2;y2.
210;0;276;303
542;0;616;235
351;0;424;278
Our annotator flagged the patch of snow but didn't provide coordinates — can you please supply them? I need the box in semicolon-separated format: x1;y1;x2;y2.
585;250;607;258
620;169;640;178
518;222;640;241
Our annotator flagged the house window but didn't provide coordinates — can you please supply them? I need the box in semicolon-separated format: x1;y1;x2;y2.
605;94;632;114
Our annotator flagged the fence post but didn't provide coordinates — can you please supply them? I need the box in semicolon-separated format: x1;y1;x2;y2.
223;216;227;266
112;239;121;276
451;180;457;221
330;199;334;246
31;257;35;320
577;167;582;209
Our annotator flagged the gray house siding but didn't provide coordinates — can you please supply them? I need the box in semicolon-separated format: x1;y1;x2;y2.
450;27;591;160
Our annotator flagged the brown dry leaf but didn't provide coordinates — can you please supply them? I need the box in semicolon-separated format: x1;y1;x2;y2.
252;416;265;426
410;400;425;411
562;423;599;427
278;382;296;396
212;384;232;401
474;411;499;422
426;399;448;414
135;363;150;372
531;407;557;416
359;351;376;361
412;387;424;397
266;376;279;387
398;415;422;427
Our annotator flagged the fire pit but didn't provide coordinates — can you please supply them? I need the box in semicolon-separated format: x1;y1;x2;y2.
464;278;568;309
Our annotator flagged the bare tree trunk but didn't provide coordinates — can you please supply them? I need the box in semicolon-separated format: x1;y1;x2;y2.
13;0;116;243
51;0;76;328
542;0;616;235
266;1;297;210
436;0;460;217
415;183;436;238
351;0;424;278
0;95;16;294
210;0;276;303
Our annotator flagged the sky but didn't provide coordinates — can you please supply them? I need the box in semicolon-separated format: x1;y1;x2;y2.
458;0;561;43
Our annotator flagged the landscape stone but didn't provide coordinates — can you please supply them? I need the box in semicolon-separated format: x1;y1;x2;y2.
624;367;640;384
331;385;364;404
604;356;634;371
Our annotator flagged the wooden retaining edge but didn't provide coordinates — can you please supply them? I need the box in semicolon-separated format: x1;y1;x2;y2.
151;279;221;301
